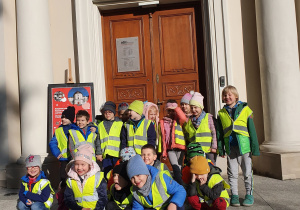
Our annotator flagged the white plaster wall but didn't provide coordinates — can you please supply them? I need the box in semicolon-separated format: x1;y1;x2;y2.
49;0;75;83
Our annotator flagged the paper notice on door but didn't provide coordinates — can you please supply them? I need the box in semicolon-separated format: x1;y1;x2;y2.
116;37;140;72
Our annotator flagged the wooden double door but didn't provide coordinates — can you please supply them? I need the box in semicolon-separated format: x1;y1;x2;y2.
102;2;207;116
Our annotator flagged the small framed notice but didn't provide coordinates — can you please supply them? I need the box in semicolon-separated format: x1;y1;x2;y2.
116;37;140;72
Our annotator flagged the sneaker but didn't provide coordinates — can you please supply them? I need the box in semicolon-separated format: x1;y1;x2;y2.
243;194;254;206
230;195;240;207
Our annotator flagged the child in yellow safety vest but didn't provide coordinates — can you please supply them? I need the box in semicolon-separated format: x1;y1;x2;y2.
95;101;123;177
120;100;156;154
176;92;218;164
106;161;133;210
217;85;260;207
158;99;186;185
127;155;186;210
18;155;55;210
64;144;108;210
187;156;230;210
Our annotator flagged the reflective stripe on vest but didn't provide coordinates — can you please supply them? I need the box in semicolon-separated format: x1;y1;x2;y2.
22;179;55;209
110;184;133;209
174;122;186;146
67;172;103;208
132;171;170;209
196;174;230;207
55;127;69;158
218;106;253;138
98;121;123;158
69;130;97;161
185;114;212;153
126;119;151;155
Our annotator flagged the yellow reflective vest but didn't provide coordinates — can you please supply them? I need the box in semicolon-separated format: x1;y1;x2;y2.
218;106;252;154
184;114;212;153
109;184;133;209
22;179;55;209
55;127;70;159
69;129;97;161
98;121;123;159
196;174;230;207
132;171;170;209
126;119;151;155
66;171;104;209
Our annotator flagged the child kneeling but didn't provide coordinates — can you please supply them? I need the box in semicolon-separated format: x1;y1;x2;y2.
18;155;55;210
64;144;108;210
187;156;230;210
127;155;186;210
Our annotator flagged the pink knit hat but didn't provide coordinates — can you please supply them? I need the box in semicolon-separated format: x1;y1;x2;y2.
181;91;194;104
189;92;204;109
74;144;94;165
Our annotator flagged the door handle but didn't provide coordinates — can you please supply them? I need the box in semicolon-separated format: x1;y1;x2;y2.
156;74;159;83
157;99;164;105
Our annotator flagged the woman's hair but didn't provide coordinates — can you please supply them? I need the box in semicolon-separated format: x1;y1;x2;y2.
222;85;239;101
166;99;177;104
148;105;158;113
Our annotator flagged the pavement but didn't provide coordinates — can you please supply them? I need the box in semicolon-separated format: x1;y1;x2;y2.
1;175;299;210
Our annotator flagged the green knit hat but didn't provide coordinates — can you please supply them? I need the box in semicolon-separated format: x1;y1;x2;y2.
128;100;144;116
187;142;205;160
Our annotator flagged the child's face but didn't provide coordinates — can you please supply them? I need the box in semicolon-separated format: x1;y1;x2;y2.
181;103;191;114
141;148;157;166
222;91;237;107
76;116;88;129
128;110;141;121
166;109;175;119
74;160;90;176
113;173;128;190
131;174;148;188
27;166;40;178
148;109;157;122
195;173;208;184
118;110;126;119
191;105;202;118
104;110;115;121
61;117;71;126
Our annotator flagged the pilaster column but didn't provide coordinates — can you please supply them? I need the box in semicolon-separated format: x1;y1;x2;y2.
255;0;300;153
16;0;53;160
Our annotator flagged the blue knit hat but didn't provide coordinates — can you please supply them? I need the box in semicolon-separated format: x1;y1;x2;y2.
126;155;150;179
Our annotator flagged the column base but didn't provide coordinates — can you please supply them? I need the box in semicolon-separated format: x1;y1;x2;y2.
6;156;61;189
253;151;300;180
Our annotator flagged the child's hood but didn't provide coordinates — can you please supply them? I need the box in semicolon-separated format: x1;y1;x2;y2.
66;159;101;180
208;165;222;176
21;170;46;183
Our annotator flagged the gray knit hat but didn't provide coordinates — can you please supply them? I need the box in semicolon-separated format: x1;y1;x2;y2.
126;155;150;179
25;155;42;169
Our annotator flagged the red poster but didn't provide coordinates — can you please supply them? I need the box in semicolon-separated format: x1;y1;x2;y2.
48;83;95;140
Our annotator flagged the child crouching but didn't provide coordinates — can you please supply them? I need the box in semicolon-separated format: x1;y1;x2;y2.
187;156;229;210
64;144;108;210
127;155;186;210
18;155;55;210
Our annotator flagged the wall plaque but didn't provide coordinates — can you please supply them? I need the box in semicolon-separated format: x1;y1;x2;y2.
116;37;140;72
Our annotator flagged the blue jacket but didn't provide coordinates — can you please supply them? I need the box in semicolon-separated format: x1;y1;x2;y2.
132;165;186;210
49;123;78;161
19;171;51;206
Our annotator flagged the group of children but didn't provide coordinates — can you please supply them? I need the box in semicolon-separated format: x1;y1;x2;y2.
18;85;260;210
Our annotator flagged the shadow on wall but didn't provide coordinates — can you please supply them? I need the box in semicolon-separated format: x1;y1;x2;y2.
240;0;265;145
0;89;9;166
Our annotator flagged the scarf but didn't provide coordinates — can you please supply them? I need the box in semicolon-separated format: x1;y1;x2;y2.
136;175;151;197
191;110;206;129
163;117;173;149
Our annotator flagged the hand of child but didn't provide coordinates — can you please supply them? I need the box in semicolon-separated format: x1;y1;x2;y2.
26;199;32;206
210;148;217;153
191;173;196;183
167;203;177;210
90;127;96;133
96;155;103;161
57;153;63;159
162;156;167;161
221;155;225;158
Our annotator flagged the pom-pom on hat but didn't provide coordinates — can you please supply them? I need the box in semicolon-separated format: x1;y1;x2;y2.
189;92;204;109
127;155;150;180
128;100;144;116
120;147;137;162
190;156;210;175
25;155;42;169
101;101;116;115
74;144;94;166
118;102;129;111
61;106;75;122
181;91;194;104
113;161;130;182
